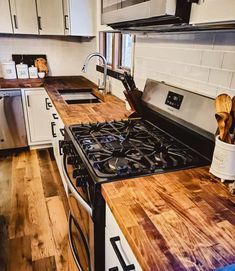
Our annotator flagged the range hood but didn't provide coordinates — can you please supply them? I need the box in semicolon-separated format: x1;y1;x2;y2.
102;0;235;33
102;0;194;30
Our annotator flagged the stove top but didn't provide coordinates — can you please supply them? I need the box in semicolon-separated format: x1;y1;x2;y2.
68;118;210;180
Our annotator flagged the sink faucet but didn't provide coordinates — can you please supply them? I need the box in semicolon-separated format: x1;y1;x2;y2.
81;52;108;94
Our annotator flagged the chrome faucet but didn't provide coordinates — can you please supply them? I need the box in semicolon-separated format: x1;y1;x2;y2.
81;52;108;94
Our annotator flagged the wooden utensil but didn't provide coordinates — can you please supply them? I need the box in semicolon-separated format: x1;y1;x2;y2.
215;94;232;114
215;112;232;143
231;96;235;144
224;114;233;144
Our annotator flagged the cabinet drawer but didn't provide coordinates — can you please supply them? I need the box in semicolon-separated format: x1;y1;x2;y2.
106;205;142;271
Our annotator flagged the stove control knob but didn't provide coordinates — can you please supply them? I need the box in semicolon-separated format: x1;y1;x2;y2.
76;175;88;187
73;168;81;178
67;156;80;166
61;142;72;155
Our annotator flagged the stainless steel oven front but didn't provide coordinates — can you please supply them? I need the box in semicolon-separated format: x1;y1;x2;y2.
61;139;105;271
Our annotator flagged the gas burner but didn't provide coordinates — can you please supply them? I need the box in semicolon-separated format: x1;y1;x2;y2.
69;119;208;178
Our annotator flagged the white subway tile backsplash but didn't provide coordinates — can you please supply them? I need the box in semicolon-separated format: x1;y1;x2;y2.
222;52;235;71
0;35;96;77
133;32;235;99
196;82;217;98
230;73;235;90
213;32;235;52
193;33;215;50
201;51;223;68
209;69;233;89
216;88;235;98
190;66;210;82
1;31;235;100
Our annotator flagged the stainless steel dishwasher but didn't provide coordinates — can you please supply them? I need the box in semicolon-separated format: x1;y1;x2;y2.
0;89;28;150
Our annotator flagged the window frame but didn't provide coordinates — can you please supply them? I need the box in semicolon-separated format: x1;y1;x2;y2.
99;31;135;77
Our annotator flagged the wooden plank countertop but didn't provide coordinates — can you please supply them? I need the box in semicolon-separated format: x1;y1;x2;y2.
43;76;130;126
102;167;235;271
0;76;130;126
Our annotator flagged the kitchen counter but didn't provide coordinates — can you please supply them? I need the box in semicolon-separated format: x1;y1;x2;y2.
0;76;129;125
102;167;235;271
44;76;129;126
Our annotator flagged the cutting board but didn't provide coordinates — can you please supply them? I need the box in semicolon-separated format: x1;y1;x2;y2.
12;54;47;66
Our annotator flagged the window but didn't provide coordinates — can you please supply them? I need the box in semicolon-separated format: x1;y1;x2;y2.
99;31;134;75
105;32;113;65
120;34;133;70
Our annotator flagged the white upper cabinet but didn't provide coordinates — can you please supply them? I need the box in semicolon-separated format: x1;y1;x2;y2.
0;0;13;33
36;0;64;35
9;0;38;34
190;0;235;25
63;0;95;36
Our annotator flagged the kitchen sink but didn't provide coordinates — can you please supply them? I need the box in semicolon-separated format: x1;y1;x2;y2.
57;88;101;104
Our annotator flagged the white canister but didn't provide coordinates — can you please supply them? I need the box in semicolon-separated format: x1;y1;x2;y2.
1;61;17;79
16;63;29;79
210;135;235;180
29;65;38;79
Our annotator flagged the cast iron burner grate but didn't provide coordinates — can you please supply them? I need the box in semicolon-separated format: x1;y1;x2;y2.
69;119;208;179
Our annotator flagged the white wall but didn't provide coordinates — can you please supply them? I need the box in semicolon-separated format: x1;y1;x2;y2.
0;35;97;79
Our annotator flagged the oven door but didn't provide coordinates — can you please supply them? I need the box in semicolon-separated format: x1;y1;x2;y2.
62;152;94;271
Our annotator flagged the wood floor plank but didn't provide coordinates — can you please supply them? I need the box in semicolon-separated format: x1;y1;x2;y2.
0;156;12;216
48;151;70;217
8;153;29;239
24;150;55;261
37;149;58;198
0;215;8;271
46;196;69;271
8;236;33;271
0;149;72;270
32;256;57;271
0;155;12;271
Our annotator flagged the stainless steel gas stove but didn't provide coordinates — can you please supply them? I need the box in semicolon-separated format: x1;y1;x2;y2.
60;79;217;271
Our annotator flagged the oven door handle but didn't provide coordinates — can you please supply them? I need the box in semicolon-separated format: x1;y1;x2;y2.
68;212;91;271
61;154;92;217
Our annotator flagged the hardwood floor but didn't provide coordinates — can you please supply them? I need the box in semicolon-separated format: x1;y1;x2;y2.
0;148;77;271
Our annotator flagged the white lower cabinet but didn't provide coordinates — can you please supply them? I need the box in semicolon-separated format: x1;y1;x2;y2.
105;205;142;271
49;106;68;194
22;88;52;146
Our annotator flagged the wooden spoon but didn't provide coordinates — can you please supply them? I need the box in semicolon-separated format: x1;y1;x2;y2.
224;114;233;144
215;112;231;142
215;93;232;114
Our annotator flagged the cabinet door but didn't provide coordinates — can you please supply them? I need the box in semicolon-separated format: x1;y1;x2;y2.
190;0;235;24
9;0;38;34
24;90;52;144
64;0;95;37
37;0;64;35
0;0;13;33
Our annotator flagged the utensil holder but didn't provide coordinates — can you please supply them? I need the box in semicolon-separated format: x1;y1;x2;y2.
210;135;235;181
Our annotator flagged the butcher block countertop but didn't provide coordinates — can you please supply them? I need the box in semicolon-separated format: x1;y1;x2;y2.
102;167;235;271
44;76;129;125
0;76;129;125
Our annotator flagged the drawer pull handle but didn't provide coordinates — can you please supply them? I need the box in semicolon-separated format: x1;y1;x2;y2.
60;128;65;137
45;98;52;110
109;267;118;271
110;236;135;271
26;95;30;107
64;15;69;30
13;15;18;29
51;122;57;138
52;113;58;120
38;16;42;30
